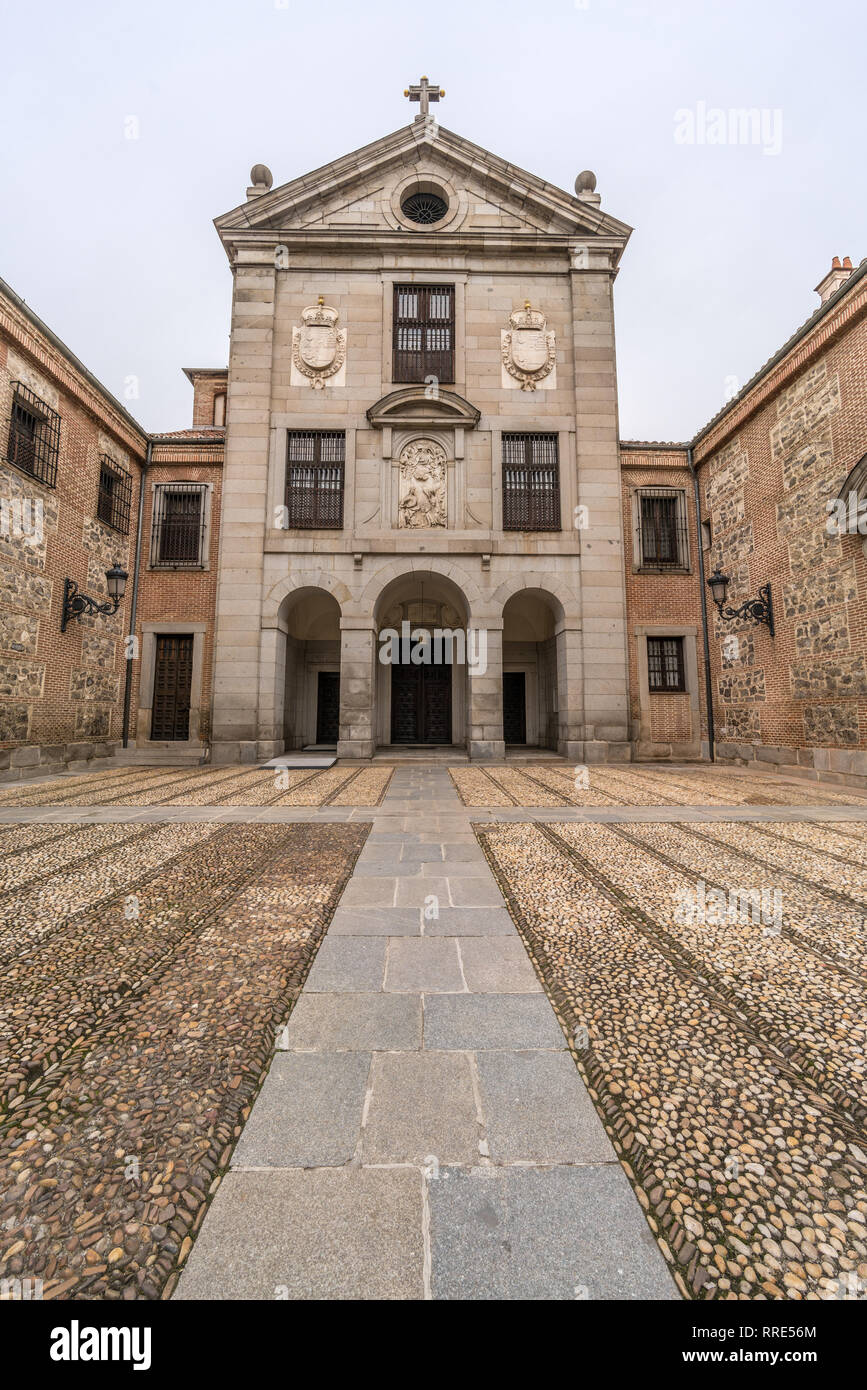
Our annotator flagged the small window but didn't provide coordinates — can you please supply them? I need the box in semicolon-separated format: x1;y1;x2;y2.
647;636;686;693
285;431;345;529
502;434;561;531
7;382;61;488
393;284;454;383
151;483;208;567
636;488;689;569
401;192;448;225
213;392;226;427
700;518;712;553
97;456;132;533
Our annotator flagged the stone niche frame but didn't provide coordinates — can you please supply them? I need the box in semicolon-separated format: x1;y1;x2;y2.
366;385;481;534
138;621;207;747
632;624;701;759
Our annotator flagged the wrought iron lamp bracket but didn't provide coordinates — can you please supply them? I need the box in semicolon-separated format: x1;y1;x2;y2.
715;582;775;637
60;578;120;633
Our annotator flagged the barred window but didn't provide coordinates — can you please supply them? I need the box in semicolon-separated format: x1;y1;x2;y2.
97;456;132;533
647;636;686;693
285;431;345;529
636;488;689;569
393;285;454;383
151;483;208;567
502;433;561;531
7;382;61;488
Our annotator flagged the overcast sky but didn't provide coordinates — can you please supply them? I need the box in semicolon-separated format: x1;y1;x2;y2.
3;0;864;439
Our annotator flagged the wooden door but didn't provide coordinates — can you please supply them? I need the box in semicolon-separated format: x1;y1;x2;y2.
503;671;527;744
390;663;452;743
316;671;340;743
151;635;193;741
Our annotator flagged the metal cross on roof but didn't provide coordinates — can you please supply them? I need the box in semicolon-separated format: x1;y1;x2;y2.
403;75;445;120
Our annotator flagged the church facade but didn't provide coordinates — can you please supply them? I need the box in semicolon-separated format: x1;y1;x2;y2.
209;107;633;764
2;93;866;782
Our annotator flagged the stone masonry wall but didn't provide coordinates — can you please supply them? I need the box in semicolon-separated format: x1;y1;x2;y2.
0;293;146;772
697;303;867;772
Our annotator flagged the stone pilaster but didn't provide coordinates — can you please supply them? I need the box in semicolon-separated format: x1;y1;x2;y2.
569;256;631;758
468;623;505;760
256;622;286;760
210;259;277;762
337;620;377;759
555;621;584;760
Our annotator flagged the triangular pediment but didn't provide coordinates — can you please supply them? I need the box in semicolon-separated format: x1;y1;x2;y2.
215;122;631;250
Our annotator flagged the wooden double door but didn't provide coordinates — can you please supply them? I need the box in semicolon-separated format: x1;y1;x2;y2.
391;662;452;744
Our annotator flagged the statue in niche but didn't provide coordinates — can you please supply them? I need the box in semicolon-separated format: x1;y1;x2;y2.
398;440;447;528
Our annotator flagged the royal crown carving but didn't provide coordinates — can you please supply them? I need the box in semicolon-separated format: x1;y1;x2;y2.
292;298;347;388
501;300;556;390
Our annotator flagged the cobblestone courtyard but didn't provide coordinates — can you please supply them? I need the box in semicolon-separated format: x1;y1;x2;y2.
0;763;865;1300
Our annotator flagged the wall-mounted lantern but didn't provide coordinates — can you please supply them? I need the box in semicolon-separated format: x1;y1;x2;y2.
61;563;128;632
707;565;774;636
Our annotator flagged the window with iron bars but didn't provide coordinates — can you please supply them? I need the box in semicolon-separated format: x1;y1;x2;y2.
647;636;686;692
6;383;61;488
636;488;689;569
96;456;132;534
393;285;455;384
150;483;208;567
502;434;561;531
285;431;345;529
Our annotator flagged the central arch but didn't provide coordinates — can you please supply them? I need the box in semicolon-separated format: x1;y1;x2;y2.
372;569;472;751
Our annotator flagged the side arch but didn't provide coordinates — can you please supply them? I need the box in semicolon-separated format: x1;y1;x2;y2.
262;570;353;627
491;573;581;626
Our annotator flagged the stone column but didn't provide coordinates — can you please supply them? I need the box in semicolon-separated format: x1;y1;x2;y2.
569;252;631;762
337;620;376;759
555;621;584;761
256;623;286;760
467;622;505;760
210;257;276;763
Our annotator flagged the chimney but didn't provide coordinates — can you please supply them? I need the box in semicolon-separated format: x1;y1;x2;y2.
814;255;854;304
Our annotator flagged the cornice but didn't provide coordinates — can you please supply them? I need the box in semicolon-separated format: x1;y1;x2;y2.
0;294;147;459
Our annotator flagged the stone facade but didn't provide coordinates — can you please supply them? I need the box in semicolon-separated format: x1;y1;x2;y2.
209;119;633;762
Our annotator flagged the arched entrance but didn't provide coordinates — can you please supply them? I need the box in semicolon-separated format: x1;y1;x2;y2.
373;571;471;751
501;589;563;750
279;587;342;749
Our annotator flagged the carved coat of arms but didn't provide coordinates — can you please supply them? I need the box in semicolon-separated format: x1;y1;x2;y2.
501;302;556;390
292;299;346;389
398;440;447;529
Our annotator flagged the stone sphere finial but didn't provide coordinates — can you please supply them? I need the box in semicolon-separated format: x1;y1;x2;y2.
250;164;273;190
575;170;597;195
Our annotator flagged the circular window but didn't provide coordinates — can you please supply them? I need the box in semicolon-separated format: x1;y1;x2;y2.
400;191;448;225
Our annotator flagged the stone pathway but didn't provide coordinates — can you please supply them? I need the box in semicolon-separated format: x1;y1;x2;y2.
176;769;677;1300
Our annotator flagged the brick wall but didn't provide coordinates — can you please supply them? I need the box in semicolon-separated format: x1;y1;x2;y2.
621;447;708;758
132;439;223;745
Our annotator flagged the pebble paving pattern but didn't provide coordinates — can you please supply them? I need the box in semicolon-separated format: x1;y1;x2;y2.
449;764;867;808
477;819;867;1301
0;821;368;1300
0;765;393;807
